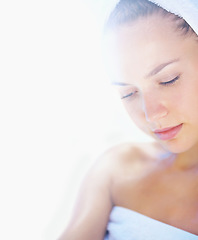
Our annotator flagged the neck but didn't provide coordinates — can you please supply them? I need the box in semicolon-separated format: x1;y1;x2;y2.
170;143;198;171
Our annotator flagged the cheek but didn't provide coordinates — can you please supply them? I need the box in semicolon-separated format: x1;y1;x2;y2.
183;85;198;121
161;79;193;118
122;101;147;129
173;76;198;119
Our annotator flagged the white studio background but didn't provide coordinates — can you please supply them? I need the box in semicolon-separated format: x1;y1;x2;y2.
0;1;152;240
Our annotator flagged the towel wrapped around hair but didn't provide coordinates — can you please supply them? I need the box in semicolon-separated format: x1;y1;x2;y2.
104;0;198;35
148;0;198;34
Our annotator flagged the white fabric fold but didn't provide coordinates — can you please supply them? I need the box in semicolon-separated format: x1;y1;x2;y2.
104;206;198;240
104;0;198;35
148;0;198;35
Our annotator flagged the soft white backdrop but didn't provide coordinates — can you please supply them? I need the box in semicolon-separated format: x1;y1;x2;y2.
0;1;152;239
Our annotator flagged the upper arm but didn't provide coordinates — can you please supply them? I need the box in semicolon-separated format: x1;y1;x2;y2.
59;154;113;240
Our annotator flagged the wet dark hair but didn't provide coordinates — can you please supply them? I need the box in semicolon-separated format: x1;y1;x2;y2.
105;0;196;37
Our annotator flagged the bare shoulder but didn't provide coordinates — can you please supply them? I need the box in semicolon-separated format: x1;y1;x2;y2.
99;141;162;178
74;140;161;189
59;141;162;240
58;144;132;240
84;141;149;184
105;141;165;207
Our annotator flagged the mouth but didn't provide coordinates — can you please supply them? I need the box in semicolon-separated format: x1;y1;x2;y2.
153;123;183;141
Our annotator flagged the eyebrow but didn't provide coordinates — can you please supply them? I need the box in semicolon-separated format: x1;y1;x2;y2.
145;58;180;78
111;81;130;86
111;58;180;86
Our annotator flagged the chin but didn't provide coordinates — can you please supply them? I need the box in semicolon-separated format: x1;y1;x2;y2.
158;137;198;154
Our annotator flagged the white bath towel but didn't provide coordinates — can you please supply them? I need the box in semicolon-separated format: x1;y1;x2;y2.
104;206;198;240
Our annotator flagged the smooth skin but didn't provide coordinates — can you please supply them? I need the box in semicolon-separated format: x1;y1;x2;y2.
59;13;198;239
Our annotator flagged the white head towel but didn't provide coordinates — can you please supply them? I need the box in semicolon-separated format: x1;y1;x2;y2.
149;0;198;34
104;0;198;35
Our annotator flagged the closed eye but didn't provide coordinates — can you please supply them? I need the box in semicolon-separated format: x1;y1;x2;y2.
120;75;180;99
121;92;134;99
121;91;137;99
160;75;180;86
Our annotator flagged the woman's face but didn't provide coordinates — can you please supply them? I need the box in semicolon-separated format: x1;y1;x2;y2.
105;14;198;153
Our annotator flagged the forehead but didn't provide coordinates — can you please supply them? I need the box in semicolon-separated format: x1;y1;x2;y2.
104;14;187;83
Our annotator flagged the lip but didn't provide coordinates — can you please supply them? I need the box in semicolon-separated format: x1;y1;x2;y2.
153;123;183;141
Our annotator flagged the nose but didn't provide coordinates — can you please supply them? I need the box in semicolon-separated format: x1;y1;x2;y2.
141;91;168;123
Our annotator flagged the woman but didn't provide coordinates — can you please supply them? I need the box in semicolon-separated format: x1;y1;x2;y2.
59;0;198;239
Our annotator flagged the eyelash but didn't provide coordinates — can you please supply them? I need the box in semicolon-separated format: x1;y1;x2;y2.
121;75;180;100
160;75;180;86
121;91;136;99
